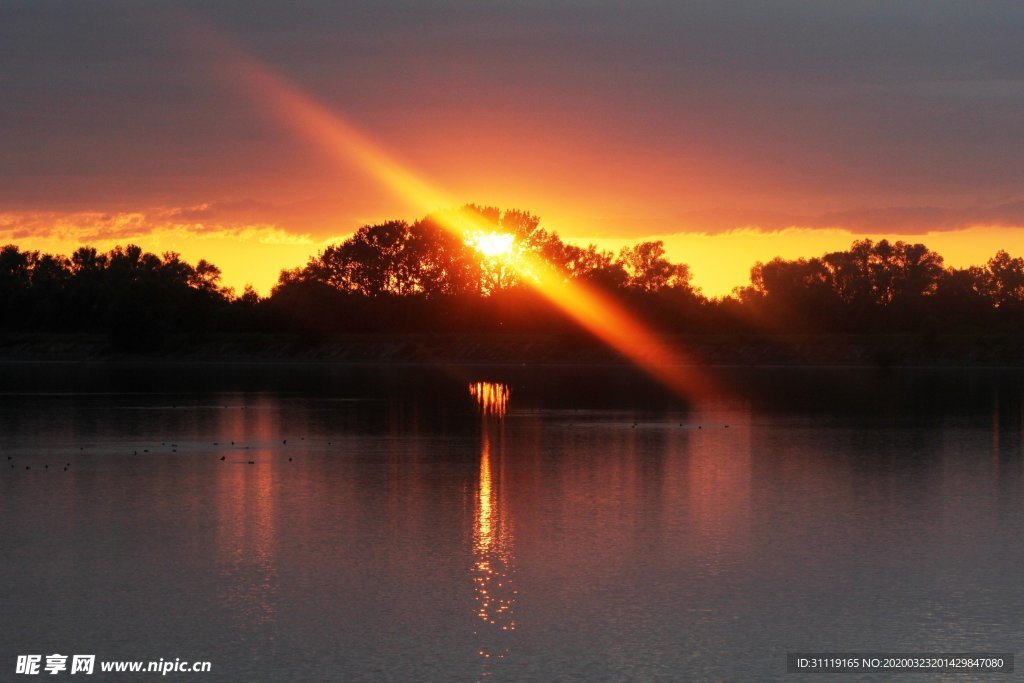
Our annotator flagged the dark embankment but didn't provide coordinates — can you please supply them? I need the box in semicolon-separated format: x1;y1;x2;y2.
2;332;1023;366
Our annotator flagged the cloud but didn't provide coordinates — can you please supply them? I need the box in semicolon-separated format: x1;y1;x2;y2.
664;202;1024;236
4;1;1024;221
815;202;1024;233
0;206;315;249
7;198;1024;256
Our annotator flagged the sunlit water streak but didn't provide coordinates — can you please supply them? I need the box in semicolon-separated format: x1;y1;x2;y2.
471;382;517;676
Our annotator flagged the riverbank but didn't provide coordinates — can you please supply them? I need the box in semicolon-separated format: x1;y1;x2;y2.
1;332;1023;366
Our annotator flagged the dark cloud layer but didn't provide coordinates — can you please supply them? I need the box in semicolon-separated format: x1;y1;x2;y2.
2;0;1023;232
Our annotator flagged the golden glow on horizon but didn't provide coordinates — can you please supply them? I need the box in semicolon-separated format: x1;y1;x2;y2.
5;218;1024;299
591;224;1024;298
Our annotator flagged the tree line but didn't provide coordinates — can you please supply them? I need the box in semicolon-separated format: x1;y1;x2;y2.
2;206;1023;346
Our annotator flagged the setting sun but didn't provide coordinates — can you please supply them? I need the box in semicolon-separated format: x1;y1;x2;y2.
467;231;516;258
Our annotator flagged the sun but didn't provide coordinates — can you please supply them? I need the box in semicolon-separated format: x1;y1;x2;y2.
467;230;516;258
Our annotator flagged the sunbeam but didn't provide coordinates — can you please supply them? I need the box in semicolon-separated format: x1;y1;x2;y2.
196;23;715;401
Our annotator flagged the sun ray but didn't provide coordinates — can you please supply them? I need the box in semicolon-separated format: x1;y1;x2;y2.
197;24;715;401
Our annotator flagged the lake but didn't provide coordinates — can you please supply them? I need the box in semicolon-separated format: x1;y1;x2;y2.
1;363;1022;681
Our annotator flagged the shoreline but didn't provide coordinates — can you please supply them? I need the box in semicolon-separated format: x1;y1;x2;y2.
1;332;1023;367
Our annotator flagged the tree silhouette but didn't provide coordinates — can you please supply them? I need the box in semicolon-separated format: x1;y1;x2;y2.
985;250;1024;309
619;241;692;293
0;209;1022;346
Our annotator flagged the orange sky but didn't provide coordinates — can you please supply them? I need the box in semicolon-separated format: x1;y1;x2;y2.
2;3;1023;298
4;211;1018;299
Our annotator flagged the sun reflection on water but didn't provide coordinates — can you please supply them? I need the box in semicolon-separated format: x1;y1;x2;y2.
215;398;279;627
470;382;516;672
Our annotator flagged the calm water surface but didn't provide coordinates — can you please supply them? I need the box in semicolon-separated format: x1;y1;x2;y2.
1;363;1022;681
